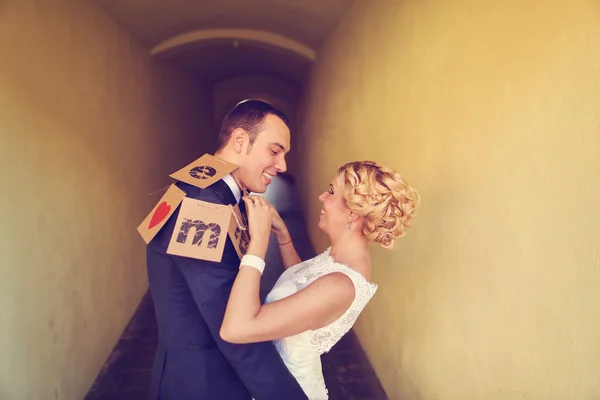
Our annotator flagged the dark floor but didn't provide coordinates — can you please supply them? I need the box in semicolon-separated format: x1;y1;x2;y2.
85;175;388;400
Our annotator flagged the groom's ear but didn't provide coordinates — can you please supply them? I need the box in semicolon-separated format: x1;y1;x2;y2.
231;128;247;153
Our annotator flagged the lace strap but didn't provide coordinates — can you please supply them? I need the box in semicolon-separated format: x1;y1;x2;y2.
308;264;377;355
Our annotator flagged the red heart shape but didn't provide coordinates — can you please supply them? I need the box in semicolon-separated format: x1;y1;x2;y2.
149;201;171;229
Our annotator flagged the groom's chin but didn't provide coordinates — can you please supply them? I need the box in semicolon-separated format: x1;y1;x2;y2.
246;181;268;194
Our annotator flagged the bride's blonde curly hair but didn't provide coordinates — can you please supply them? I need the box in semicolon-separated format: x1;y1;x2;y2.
336;161;420;249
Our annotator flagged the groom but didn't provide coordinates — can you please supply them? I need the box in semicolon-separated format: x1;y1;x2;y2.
146;100;306;399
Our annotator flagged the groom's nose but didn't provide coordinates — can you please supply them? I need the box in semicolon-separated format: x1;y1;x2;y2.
275;157;287;173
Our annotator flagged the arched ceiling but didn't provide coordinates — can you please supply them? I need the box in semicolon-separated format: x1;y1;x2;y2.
94;0;356;84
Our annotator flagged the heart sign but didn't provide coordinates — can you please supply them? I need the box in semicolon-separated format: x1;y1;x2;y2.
149;201;171;229
137;184;186;244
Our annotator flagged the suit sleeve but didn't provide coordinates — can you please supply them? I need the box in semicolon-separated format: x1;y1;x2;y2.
159;185;307;400
176;256;307;400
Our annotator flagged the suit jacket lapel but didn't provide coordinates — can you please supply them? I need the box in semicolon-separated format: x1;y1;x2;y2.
211;178;237;206
211;179;248;228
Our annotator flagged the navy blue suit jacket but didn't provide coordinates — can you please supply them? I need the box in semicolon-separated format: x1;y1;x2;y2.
146;179;306;400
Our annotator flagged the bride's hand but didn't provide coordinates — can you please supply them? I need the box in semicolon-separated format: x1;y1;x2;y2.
268;204;291;244
243;195;273;253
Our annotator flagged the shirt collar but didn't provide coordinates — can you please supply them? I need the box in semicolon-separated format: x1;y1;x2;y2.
221;174;242;203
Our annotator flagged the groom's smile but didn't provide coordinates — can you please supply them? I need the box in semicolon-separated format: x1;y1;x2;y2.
237;113;290;193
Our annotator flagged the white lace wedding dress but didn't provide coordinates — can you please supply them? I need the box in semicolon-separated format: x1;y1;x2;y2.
265;247;378;399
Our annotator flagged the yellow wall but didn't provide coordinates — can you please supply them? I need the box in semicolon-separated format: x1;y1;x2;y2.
212;75;299;128
0;1;213;399
298;1;600;399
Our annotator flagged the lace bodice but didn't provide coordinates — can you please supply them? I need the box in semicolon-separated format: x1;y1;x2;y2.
265;247;378;399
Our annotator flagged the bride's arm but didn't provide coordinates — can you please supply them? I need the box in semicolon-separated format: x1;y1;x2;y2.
270;205;301;269
220;196;355;344
220;264;355;344
274;228;301;269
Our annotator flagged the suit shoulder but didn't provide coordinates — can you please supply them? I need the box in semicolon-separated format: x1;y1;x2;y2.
175;181;223;204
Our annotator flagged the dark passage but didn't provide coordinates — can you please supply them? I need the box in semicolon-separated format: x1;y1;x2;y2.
85;175;388;400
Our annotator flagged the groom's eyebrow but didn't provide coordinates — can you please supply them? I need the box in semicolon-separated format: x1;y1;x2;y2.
270;142;287;152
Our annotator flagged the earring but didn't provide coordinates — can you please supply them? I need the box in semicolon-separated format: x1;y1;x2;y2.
345;221;352;231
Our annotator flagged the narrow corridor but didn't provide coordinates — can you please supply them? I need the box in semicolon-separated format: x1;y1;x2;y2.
4;2;600;398
84;175;388;400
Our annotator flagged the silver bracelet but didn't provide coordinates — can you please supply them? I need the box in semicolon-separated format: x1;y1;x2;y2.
240;254;266;275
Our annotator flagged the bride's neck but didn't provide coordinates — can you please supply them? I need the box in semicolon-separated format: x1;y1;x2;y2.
329;233;370;269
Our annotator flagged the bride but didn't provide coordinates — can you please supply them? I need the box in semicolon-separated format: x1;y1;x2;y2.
220;160;420;399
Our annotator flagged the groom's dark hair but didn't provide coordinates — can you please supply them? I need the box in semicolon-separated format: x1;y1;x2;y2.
216;99;290;152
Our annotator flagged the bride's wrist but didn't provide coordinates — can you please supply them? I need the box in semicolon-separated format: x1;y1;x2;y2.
246;241;267;259
275;230;291;245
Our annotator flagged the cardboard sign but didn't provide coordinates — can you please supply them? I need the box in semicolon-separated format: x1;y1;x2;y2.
137;184;186;244
228;203;251;259
166;197;232;262
169;153;239;189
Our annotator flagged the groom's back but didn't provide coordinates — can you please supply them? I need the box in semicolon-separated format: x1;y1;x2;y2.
146;248;250;399
145;182;251;400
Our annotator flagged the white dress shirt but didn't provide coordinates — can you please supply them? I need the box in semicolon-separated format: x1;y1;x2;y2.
221;174;242;204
